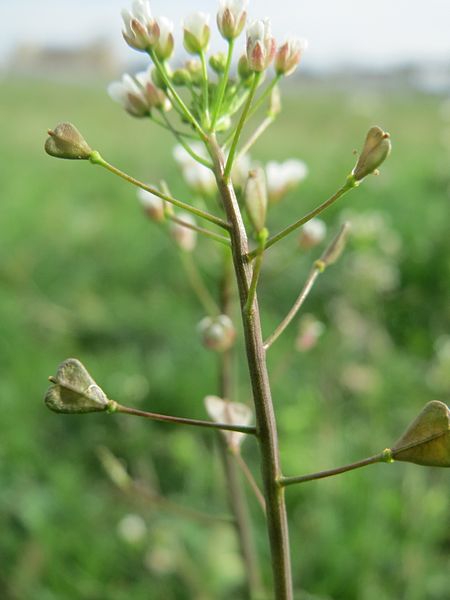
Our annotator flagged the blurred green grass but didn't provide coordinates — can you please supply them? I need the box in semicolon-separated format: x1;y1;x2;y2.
0;77;449;600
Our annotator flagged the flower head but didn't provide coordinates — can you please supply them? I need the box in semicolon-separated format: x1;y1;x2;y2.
275;37;307;76
183;12;210;54
246;19;276;72
137;188;165;222
217;0;248;41
45;123;92;160
265;159;308;203
108;70;170;116
298;219;327;250
121;0;160;51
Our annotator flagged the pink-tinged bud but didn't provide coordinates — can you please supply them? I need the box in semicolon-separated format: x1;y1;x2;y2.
137;188;165;222
275;37;307;76
136;71;171;111
246;19;276;72
295;314;325;352
266;159;308;203
45;123;92;160
298;219;327;250
121;1;160;51
183;12;211;55
154;16;174;60
245;168;268;233
198;315;236;352
170;212;197;252
352;126;391;181
217;0;248;41
204;396;253;451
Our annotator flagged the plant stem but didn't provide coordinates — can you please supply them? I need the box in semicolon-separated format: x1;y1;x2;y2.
199;50;210;128
150;113;199;140
245;231;268;316
150;49;207;140
247;179;358;259
247;74;281;120
264;267;321;350
89;152;230;231
217;253;264;599
170;214;231;247
233;450;267;514
113;402;257;435
281;453;388;487
160;111;213;168
209;135;293;600
224;73;261;181
211;39;234;131
179;251;221;316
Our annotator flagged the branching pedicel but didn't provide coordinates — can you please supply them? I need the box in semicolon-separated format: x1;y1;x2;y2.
44;1;449;598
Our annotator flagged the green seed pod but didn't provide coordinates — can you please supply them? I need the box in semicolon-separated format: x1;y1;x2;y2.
45;123;92;160
352;126;391;181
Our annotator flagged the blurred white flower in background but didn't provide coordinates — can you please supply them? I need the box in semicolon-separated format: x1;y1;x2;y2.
265;159;308;203
117;513;147;545
173;144;216;196
298;218;327;250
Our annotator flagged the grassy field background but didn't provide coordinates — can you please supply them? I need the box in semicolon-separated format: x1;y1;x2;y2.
1;76;449;599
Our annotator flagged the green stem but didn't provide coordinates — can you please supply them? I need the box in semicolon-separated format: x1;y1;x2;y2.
224;73;261;181
248;179;358;259
199;50;210;128
237;115;275;160
233;450;267;514
113;402;257;436
89;151;230;231
170;214;231;247
150;49;207;140
244;230;268;316
150;113;198;140
211;39;234;131
160;110;213;169
247;74;282;120
180;251;221;316
281;453;388;487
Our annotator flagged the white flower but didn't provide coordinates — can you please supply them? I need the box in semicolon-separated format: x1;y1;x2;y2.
217;0;248;40
170;212;197;252
298;219;327;250
275;37;307;76
137;188;165;222
246;19;276;72
135;68;171;111
154;16;174;60
204;396;253;452
197;315;236;352
107;73;149;117
173;144;216;196
265;159;308;203
183;12;210;54
121;0;160;51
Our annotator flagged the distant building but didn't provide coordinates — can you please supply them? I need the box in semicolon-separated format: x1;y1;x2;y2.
8;39;121;80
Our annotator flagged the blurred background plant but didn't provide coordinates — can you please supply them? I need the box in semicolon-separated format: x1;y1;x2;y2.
1;1;449;599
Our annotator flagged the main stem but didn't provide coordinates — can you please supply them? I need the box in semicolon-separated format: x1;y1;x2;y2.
217;252;263;599
209;136;293;600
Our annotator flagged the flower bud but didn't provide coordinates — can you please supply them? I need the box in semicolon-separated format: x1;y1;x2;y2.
298;219;327;250
209;52;227;74
238;54;254;82
204;396;253;451
108;73;150;117
217;0;248;41
275;37;307;76
172;68;192;86
138;73;171;111
45;358;111;414
245;168;267;233
170;212;197;252
121;0;160;51
137;188;165;222
295;314;325;352
198;315;236;352
151;65;171;90
154;16;174;60
391;400;450;467
185;59;203;85
246;19;276;72
183;12;210;55
266;159;308;203
45;123;93;160
352;126;391;181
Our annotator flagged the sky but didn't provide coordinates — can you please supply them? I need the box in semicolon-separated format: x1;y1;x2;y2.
1;0;450;70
